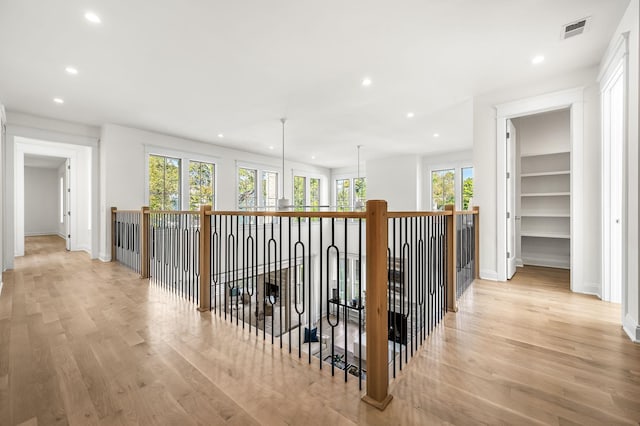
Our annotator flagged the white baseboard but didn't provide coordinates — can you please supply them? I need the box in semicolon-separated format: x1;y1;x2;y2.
516;258;524;267
99;252;111;262
623;313;640;343
77;244;91;254
25;231;60;237
522;255;570;269
479;269;498;281
573;282;601;298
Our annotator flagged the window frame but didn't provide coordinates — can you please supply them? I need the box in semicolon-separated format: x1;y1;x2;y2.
236;161;280;209
332;174;367;210
427;163;473;210
144;145;218;211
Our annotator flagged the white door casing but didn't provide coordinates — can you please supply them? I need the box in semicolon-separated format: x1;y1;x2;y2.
506;120;516;279
495;88;584;291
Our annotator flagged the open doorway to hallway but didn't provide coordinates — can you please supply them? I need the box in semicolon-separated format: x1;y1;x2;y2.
23;154;69;252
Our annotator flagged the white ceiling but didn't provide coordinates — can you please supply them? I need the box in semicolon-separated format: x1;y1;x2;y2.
0;0;629;168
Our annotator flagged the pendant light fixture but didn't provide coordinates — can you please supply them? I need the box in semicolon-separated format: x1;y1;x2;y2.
354;145;365;210
277;118;291;210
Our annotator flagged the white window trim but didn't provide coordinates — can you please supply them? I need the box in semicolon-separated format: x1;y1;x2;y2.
236;161;280;209
144;145;219;210
332;173;366;208
292;169;326;207
427;162;473;211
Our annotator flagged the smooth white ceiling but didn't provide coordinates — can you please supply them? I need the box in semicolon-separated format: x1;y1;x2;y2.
0;0;629;168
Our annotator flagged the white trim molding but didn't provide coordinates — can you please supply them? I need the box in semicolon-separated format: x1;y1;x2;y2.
495;88;584;293
479;269;498;281
623;313;640;343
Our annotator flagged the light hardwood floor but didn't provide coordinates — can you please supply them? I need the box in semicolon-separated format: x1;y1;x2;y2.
1;236;639;425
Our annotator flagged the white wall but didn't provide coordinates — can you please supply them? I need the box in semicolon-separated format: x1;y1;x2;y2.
99;123;331;260
366;155;422;211
603;0;640;341
24;167;58;236
512;109;570;155
473;66;601;282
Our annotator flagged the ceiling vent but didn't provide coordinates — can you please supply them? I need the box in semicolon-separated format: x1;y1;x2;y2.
562;17;590;39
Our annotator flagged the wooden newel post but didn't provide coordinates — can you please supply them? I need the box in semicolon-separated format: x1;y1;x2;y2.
473;206;480;280
445;205;458;312
111;207;117;262
198;205;212;312
363;200;393;410
140;206;150;279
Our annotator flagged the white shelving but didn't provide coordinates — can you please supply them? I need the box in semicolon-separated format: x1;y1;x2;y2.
519;151;570;269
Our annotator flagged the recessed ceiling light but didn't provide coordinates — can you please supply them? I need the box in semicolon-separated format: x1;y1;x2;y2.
217;133;224;138
85;11;101;24
407;112;415;118
532;55;545;65
269;145;274;150
433;133;440;138
311;155;316;160
65;66;78;75
362;77;372;87
53;98;64;104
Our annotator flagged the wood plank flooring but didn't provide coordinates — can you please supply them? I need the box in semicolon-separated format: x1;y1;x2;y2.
1;236;639;425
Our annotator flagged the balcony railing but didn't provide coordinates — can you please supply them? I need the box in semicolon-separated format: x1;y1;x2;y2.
111;201;479;411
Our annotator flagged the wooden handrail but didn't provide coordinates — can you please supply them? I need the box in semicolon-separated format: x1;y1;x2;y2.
388;211;452;218
206;210;367;218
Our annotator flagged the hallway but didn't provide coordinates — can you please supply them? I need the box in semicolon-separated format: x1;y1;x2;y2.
1;236;639;425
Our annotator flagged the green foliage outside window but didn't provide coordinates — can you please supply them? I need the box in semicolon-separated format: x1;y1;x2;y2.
354;177;367;204
149;155;180;210
189;161;215;210
336;179;351;211
293;176;306;211
238;168;257;209
262;171;278;207
310;178;320;211
462;167;474;210
432;169;455;210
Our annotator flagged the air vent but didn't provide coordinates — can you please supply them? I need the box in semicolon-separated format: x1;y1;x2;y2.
562;17;590;39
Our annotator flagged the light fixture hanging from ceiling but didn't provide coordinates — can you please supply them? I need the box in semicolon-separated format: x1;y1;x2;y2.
355;145;365;210
277;118;291;210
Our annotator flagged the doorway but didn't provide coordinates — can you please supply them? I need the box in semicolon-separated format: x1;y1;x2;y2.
23;154;69;250
495;88;585;291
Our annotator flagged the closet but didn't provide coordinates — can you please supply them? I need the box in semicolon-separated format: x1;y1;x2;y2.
513;109;571;269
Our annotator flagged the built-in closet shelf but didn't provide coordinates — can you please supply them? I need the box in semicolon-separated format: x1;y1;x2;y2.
520;212;570;218
521;192;570;197
521;232;570;239
520;170;570;178
520;150;570;158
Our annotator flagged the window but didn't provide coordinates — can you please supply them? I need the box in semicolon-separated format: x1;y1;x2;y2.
461;167;474;210
334;177;366;210
237;166;279;209
336;179;351;211
262;171;278;208
331;257;364;303
189;161;215;210
431;169;455;210
293;176;306;211
149;155;181;210
310;178;320;210
354;177;367;206
238;167;257;209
